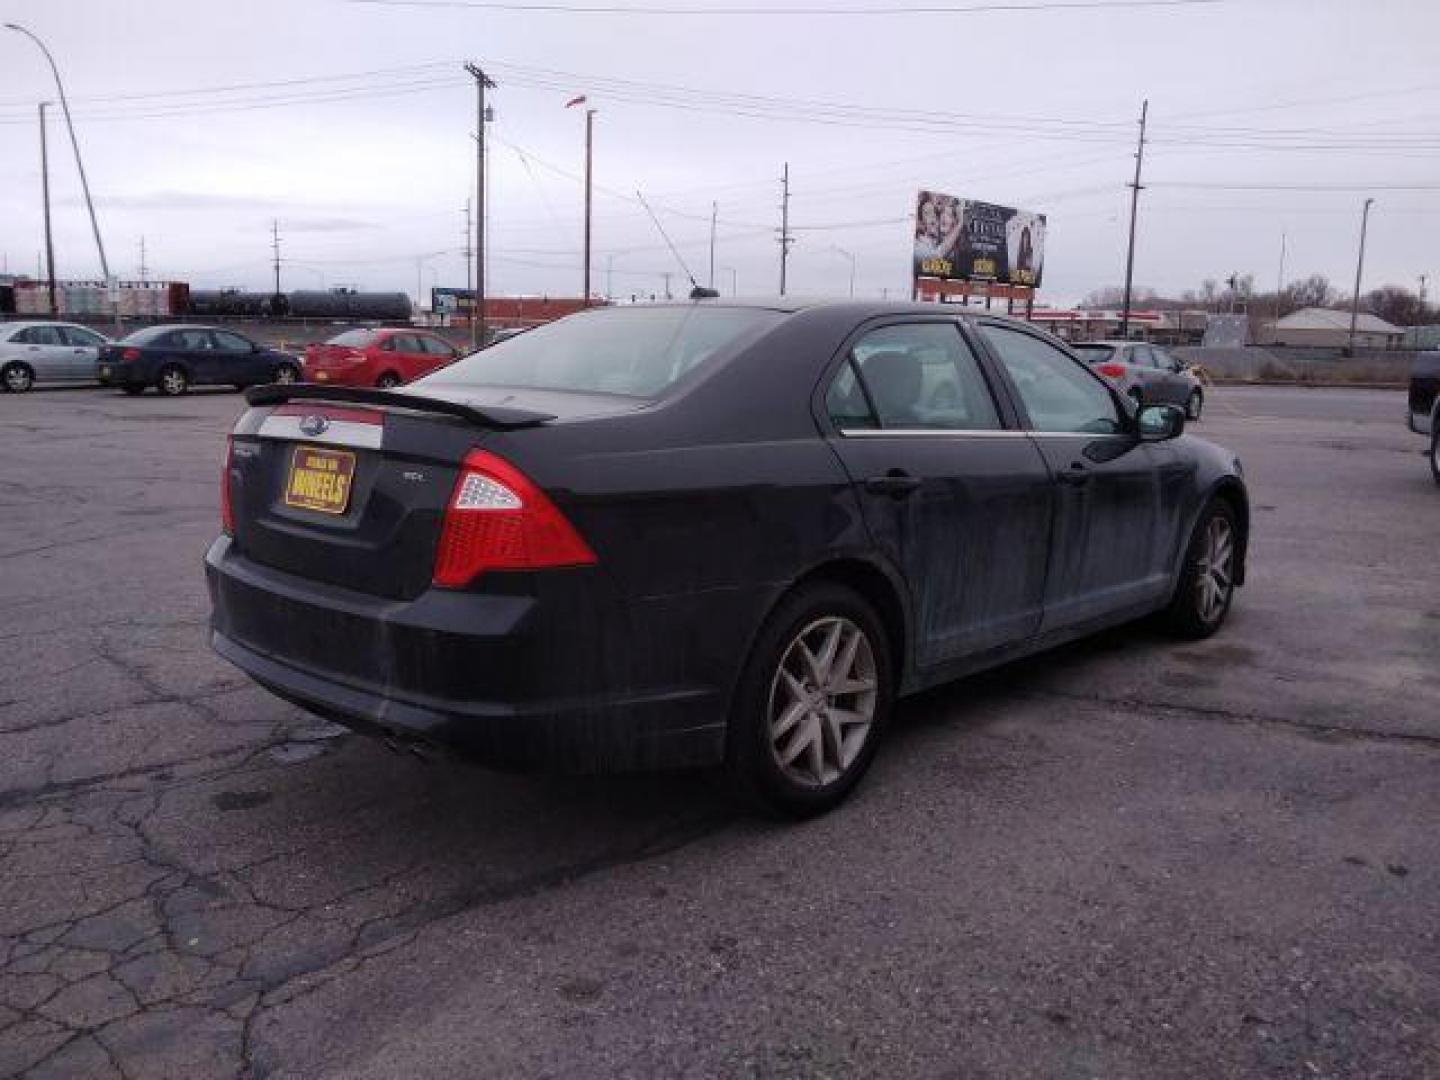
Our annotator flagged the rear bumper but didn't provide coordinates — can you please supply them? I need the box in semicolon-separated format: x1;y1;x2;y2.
205;537;733;771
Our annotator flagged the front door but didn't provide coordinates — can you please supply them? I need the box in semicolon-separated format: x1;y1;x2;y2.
212;329;264;385
822;320;1053;670
976;321;1167;632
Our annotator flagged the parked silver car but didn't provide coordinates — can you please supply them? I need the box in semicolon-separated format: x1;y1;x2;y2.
1073;340;1204;420
0;321;111;392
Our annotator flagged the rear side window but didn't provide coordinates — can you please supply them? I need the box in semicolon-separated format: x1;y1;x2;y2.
171;330;213;350
17;326;64;345
843;323;1001;431
330;330;380;348
63;327;105;347
424;306;785;399
980;325;1122;435
825;360;877;429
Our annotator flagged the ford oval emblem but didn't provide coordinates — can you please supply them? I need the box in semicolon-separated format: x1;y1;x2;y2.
299;414;330;437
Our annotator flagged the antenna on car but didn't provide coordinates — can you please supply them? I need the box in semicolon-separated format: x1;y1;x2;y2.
635;192;718;300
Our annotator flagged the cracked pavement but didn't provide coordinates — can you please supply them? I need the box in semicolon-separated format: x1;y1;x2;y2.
1;385;1437;1079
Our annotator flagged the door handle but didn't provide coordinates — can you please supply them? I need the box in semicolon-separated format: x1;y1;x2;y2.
865;471;922;497
1057;464;1092;487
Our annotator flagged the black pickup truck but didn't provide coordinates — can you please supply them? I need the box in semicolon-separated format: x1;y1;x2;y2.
1409;350;1440;485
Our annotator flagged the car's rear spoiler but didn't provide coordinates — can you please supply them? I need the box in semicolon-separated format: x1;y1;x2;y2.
244;384;555;430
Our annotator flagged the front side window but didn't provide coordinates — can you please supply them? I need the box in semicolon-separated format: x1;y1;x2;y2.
63;327;105;347
842;322;1001;431
172;330;213;350
980;325;1123;435
421;336;455;357
425;305;784;399
213;331;253;354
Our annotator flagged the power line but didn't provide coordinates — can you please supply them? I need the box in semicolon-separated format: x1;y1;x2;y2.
348;0;1223;14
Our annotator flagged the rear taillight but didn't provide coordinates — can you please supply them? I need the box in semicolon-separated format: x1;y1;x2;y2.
432;449;596;587
221;436;235;536
1097;362;1127;378
121;347;141;362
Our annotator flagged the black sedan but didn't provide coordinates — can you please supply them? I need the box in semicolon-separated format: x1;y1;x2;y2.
206;300;1248;816
99;325;300;396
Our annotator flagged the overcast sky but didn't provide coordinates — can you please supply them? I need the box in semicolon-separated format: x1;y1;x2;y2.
1;0;1436;307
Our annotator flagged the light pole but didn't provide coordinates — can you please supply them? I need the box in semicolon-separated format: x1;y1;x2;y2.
7;24;110;293
1348;197;1375;355
831;246;856;298
38;101;56;317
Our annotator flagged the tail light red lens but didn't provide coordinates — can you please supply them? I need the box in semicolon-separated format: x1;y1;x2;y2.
433;449;596;587
121;347;141;362
1097;362;1127;378
221;436;236;536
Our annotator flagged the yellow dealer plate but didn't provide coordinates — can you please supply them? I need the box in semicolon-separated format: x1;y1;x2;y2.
284;445;356;515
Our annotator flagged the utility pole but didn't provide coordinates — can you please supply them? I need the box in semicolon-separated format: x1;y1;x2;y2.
38;101;56;317
1275;231;1286;318
271;219;282;298
1119;98;1148;339
606;253;615;299
583;108;594;304
463;199;473;298
708;201;717;289
138;235;148;282
465;62;494;347
778;162;794;296
832;246;856;298
1348;197;1375;355
1418;273;1428;305
662;271;672;300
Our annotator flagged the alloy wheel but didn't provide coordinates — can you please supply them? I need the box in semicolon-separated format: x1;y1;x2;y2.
3;365;33;392
766;616;878;788
274;365;298;384
1193;515;1234;624
160;368;188;395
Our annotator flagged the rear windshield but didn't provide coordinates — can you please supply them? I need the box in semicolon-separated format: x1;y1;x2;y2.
1073;344;1115;362
119;325;176;345
421;305;785;399
328;329;381;347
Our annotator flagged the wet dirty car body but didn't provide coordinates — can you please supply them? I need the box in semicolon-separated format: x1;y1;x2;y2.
207;299;1248;814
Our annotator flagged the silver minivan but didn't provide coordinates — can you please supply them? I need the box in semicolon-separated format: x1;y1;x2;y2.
0;321;111;392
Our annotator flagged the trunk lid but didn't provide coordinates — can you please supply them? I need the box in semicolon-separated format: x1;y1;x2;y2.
226;385;637;600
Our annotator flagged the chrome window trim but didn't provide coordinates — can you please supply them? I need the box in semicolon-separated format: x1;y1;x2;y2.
837;427;1125;439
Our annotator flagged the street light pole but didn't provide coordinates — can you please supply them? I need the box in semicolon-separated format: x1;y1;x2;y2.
38;101;56;317
832;246;856;298
465;62;494;348
1348;197;1375;355
7;23;110;288
1119;98;1148;340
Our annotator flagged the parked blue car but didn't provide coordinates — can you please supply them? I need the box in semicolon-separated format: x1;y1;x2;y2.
98;325;301;396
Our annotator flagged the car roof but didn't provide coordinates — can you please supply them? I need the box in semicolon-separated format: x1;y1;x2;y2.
2;320;103;333
1075;339;1138;347
595;298;1045;328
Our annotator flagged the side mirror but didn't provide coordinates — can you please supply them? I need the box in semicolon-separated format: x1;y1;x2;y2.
1138;403;1185;441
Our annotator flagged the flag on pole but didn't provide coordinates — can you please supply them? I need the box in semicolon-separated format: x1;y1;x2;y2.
564;94;587;108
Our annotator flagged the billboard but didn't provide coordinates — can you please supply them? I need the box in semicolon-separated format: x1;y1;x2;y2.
913;191;1046;288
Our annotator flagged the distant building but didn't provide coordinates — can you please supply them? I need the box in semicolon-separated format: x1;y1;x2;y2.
1259;307;1404;349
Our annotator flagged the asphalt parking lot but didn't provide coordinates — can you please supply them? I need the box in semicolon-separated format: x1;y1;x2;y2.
1;383;1436;1079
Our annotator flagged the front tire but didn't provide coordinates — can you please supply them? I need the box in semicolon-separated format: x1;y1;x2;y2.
157;365;189;396
376;372;401;389
1163;499;1239;639
1186;389;1204;421
725;583;893;818
2;362;34;393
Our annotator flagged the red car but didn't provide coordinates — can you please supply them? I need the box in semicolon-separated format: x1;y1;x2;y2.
302;328;463;388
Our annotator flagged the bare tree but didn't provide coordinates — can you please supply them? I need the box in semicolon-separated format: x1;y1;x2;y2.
1364;285;1434;327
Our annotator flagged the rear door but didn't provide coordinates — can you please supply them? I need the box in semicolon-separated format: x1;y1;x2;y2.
976;321;1168;631
821;319;1053;668
417;334;459;379
1150;347;1189;405
168;328;219;383
389;334;429;383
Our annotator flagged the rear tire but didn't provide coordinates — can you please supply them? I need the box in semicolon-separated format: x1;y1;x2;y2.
157;365;189;396
273;363;300;385
376;372;401;389
2;362;34;393
1163;499;1239;639
725;583;893;818
1186;389;1204;421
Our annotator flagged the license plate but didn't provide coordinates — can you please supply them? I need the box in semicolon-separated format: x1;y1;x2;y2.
284;446;356;515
